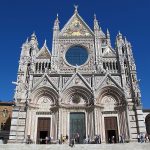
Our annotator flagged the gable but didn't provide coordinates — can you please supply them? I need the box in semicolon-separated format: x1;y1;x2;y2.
36;46;51;59
60;13;94;37
32;74;58;92
103;46;116;57
62;73;92;92
96;74;123;91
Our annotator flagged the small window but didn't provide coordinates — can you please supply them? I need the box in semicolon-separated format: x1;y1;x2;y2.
2;109;8;118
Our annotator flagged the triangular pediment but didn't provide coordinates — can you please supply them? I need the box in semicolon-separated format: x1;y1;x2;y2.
36;45;51;59
32;74;58;92
60;13;94;37
62;73;92;92
103;46;116;57
96;73;123;91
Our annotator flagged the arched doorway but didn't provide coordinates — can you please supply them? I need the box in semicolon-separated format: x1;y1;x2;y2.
145;114;150;135
97;86;127;143
61;86;94;143
30;87;58;144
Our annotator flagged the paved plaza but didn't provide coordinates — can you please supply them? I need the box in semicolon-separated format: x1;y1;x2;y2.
0;143;150;150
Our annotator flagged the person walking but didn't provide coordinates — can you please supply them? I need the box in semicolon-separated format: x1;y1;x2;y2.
137;133;140;143
69;138;75;147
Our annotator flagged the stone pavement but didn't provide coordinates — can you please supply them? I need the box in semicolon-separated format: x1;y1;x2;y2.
0;143;150;150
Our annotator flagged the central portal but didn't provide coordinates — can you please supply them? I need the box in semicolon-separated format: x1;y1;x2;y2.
70;112;86;144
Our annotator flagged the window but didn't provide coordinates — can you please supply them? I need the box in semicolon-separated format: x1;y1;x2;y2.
2;108;8;118
65;46;88;66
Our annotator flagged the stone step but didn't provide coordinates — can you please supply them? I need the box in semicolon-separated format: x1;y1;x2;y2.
0;143;150;150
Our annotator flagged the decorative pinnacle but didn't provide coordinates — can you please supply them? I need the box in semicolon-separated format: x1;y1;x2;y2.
94;13;97;20
56;13;59;20
118;30;122;36
74;5;78;13
44;39;47;46
107;28;110;35
31;32;37;40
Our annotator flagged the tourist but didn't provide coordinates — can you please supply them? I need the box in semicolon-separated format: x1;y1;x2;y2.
87;135;90;144
69;138;75;147
122;133;125;143
111;136;115;144
45;136;48;144
49;136;51;144
119;135;122;143
75;133;80;144
148;134;150;142
98;134;101;144
137;133;140;142
145;134;149;143
140;133;144;143
66;135;68;144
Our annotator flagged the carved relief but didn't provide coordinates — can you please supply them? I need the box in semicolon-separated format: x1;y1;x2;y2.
37;96;53;110
102;96;116;111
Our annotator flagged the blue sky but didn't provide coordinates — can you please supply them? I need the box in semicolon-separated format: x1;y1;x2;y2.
0;0;150;108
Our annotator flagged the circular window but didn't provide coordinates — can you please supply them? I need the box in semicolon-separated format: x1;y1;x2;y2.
65;46;88;66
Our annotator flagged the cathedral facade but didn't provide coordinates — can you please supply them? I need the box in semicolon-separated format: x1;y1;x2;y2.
9;8;146;143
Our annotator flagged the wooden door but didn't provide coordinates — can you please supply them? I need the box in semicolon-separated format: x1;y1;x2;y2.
37;117;50;144
104;117;118;143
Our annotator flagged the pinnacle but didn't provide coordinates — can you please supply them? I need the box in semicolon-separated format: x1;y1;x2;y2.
74;4;78;14
107;29;110;35
94;13;97;20
44;39;47;47
118;30;122;36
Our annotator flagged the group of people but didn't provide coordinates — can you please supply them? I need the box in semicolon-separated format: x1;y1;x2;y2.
27;132;150;145
137;133;150;143
83;135;101;144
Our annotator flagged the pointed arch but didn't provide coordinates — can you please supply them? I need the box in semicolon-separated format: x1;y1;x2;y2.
31;86;59;106
96;86;126;106
61;86;94;105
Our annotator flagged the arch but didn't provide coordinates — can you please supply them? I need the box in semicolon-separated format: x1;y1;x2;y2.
31;86;58;106
145;114;150;134
61;86;94;105
96;86;126;107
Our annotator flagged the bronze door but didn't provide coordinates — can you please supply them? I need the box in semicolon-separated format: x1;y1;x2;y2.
104;117;118;143
37;117;50;144
70;112;86;144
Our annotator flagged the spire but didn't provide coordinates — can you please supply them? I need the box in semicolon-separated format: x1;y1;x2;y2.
124;36;128;45
94;14;100;31
117;31;123;40
106;29;111;46
44;39;47;47
41;39;49;51
31;32;37;40
30;32;38;48
106;29;110;38
74;5;78;14
53;13;59;31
